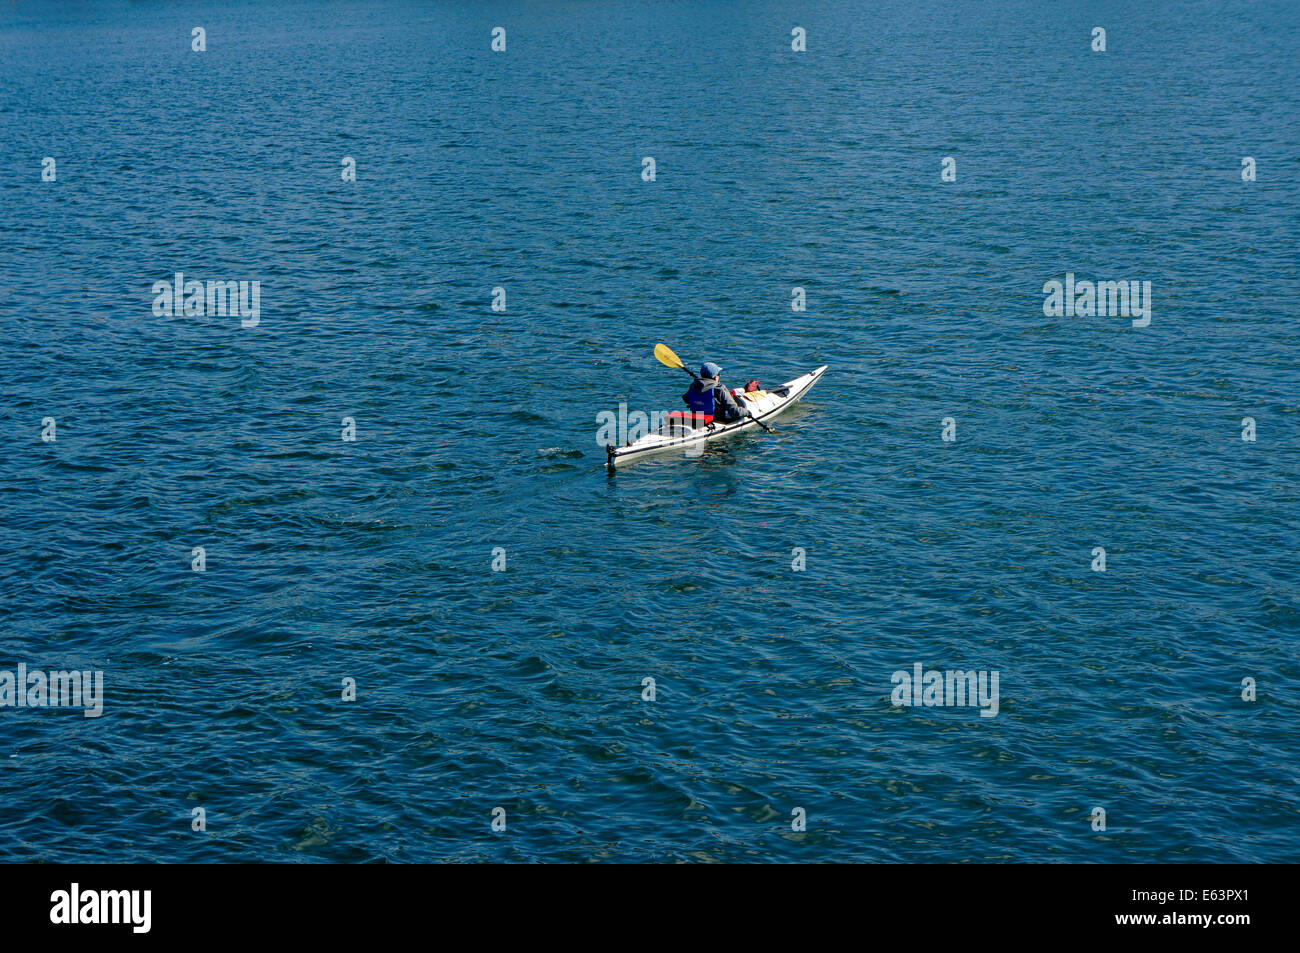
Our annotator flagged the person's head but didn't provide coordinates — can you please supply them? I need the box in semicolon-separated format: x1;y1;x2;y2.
700;361;723;381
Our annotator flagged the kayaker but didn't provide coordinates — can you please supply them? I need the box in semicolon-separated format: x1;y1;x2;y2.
683;362;749;425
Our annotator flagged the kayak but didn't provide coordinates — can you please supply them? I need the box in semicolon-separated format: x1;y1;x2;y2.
606;365;828;469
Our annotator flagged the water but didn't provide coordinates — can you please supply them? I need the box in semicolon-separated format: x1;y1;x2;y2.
1;0;1297;862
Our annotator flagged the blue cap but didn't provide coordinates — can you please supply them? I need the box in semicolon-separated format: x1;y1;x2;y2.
700;362;722;378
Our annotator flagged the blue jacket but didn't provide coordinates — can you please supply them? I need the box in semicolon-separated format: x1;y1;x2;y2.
683;380;746;423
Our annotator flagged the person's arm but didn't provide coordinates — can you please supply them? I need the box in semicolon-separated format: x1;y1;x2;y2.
715;385;748;421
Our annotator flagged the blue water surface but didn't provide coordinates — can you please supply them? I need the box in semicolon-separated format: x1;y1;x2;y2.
1;0;1297;862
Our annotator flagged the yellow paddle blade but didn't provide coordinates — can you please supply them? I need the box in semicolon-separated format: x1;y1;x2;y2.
654;343;684;370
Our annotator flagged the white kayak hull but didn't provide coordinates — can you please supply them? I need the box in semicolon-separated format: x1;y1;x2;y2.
606;365;828;469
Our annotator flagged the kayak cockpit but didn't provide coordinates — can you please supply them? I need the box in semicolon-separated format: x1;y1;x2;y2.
662;410;714;437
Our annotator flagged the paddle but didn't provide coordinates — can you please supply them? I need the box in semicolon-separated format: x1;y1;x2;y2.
653;343;774;433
